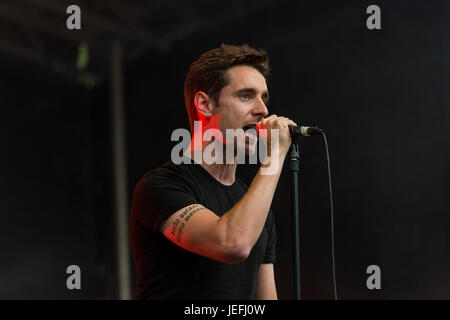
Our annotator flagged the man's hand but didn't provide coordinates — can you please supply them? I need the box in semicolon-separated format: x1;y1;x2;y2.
258;114;298;156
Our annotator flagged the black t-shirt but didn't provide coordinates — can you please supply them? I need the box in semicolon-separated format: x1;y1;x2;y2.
129;160;276;300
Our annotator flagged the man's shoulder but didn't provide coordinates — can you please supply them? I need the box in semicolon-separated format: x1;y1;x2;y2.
131;161;199;211
137;160;198;191
143;160;177;179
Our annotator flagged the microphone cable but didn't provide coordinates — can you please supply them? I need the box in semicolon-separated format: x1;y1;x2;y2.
320;130;338;300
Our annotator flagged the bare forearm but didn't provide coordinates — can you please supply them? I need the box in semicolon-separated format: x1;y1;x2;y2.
219;152;286;255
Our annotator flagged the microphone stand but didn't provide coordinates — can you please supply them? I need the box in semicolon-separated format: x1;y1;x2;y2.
288;129;301;300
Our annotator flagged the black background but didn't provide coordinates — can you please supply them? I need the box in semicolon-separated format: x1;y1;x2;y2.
1;0;449;299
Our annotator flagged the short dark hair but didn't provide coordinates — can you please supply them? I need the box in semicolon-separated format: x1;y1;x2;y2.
184;44;270;131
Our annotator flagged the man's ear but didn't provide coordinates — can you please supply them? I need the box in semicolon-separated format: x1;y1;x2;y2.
194;91;215;117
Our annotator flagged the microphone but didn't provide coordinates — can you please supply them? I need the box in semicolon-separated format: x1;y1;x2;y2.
289;125;322;137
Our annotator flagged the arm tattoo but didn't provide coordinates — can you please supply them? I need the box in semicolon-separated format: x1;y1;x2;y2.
169;204;205;243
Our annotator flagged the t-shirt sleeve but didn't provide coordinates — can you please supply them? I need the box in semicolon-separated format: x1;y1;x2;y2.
131;167;198;233
263;209;277;264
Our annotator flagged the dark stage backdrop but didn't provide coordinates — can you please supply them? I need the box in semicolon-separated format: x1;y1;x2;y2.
1;1;449;299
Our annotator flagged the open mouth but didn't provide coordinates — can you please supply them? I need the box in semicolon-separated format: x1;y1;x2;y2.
242;124;258;132
242;124;258;143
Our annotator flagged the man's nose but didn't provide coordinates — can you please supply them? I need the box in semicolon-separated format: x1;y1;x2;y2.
253;98;269;118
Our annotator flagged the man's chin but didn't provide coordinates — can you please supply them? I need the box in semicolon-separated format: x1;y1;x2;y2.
233;138;258;163
242;142;257;157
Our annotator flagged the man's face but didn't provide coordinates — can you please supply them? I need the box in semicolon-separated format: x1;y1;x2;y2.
212;65;269;156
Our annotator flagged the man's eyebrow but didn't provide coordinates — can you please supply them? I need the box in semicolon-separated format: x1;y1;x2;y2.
234;88;270;101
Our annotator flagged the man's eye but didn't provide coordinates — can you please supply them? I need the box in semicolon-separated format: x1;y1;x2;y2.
240;94;251;100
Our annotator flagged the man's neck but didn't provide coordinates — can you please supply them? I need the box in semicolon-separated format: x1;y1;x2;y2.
200;161;237;186
185;138;237;186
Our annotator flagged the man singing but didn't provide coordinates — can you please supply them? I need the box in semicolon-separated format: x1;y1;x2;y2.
130;44;296;299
